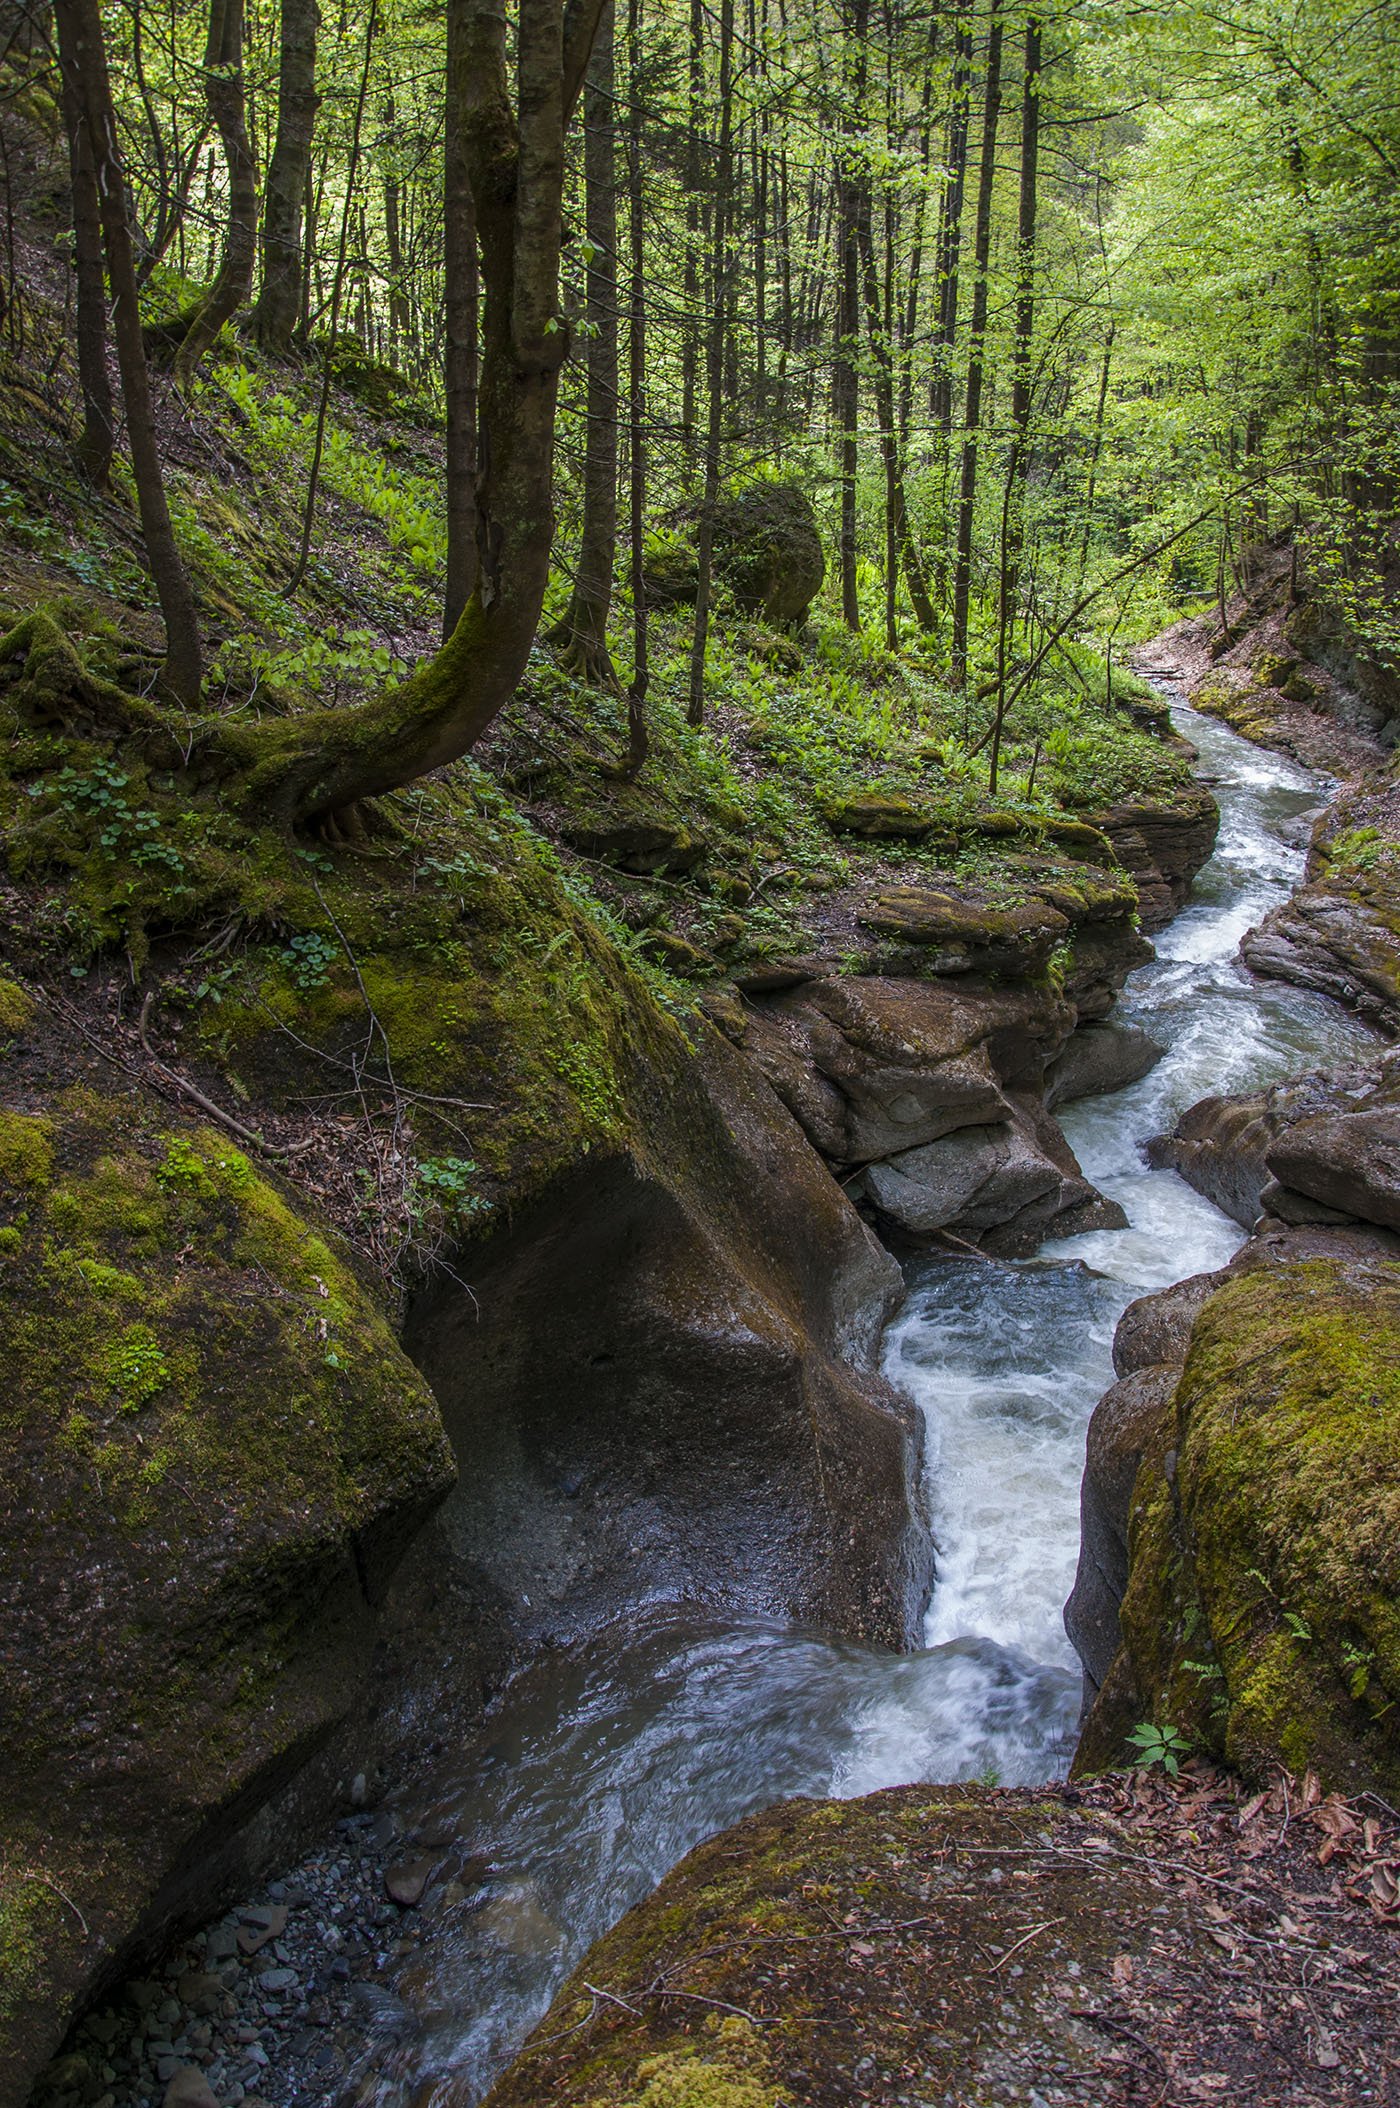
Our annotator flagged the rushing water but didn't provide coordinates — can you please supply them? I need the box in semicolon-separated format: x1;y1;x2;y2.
360;695;1378;2106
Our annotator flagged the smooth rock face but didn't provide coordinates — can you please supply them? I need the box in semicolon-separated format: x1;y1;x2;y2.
1270;1100;1400;1228
397;1023;930;1681
1065;1272;1224;1697
1046;1022;1164;1108
864;1106;1125;1257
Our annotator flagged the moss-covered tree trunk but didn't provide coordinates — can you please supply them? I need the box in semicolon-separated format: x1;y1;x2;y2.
205;0;606;825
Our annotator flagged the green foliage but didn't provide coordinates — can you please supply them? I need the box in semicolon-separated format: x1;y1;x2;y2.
1126;1721;1192;1778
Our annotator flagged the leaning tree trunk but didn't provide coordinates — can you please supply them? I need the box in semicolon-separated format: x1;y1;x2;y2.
55;15;113;487
172;0;258;387
203;0;606;824
551;0;620;687
250;0;318;354
53;0;203;702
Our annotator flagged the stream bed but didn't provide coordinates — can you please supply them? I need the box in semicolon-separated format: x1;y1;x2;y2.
349;695;1380;2105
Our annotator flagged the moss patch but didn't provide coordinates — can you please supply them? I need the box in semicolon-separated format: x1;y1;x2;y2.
1082;1257;1400;1794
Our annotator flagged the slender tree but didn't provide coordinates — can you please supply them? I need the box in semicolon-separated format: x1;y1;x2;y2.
172;0;259;386
950;0;1003;692
52;0;203;702
251;0;319;354
443;0;481;635
551;0;621;687
55;14;113;487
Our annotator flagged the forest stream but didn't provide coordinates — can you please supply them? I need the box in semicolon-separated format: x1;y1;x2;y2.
339;686;1380;2105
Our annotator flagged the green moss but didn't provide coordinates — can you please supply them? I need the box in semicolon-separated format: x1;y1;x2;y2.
0;1110;52;1195
1085;1258;1400;1793
591;2023;782;2108
0;979;32;1035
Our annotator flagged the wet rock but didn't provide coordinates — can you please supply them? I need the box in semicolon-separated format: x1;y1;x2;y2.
1085;785;1220;930
864;1109;1124;1258
643;483;825;625
1045;1023;1163;1109
1073;1229;1400;1792
742;974;1070;1167
1145;1068;1365;1230
384;1856;438;1909
173;1974;225;2018
1269;1098;1400;1228
0;1096;456;2098
161;2073;218;2108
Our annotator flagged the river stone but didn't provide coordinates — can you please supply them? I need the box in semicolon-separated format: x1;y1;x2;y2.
863;1111;1123;1256
162;2073;218;2108
1045;1023;1164;1108
384;1856;438;1908
1268;1101;1400;1229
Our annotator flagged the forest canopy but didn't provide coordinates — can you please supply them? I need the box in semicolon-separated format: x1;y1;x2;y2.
2;0;1397;803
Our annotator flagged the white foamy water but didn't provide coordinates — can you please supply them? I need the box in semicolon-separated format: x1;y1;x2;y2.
343;695;1379;2107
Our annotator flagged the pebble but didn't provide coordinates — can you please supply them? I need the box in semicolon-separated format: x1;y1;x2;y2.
32;1789;439;2108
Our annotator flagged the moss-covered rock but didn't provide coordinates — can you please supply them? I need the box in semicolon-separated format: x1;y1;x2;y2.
0;1089;454;2090
1076;1251;1400;1795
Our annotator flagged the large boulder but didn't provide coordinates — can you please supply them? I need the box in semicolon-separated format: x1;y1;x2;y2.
1242;780;1400;1036
643;482;826;627
1148;1057;1400;1235
1083;784;1221;930
1064;1272;1225;1696
861;1101;1125;1256
0;1084;455;2097
1073;1229;1400;1795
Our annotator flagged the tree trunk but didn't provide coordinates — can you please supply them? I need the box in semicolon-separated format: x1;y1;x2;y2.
552;0;620;687
950;0;1003;693
930;0;972;439
250;0;318;352
53;0;203;703
989;10;1041;792
834;0;867;634
212;0;606;823
687;0;734;726
56;16;113;486
173;0;259;386
443;0;481;636
621;0;648;775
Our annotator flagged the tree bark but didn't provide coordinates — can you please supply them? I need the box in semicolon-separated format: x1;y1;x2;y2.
210;0;607;823
551;0;620;687
443;0;481;636
56;14;113;486
173;0;259;386
989;10;1041;791
930;0;973;438
834;0;867;633
950;0;1003;693
53;0;203;702
687;0;734;726
621;0;648;774
250;0;318;352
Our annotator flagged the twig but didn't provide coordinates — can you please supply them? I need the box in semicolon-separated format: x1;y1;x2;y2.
20;1871;88;1938
984;1917;1065;1974
137;992;315;1161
